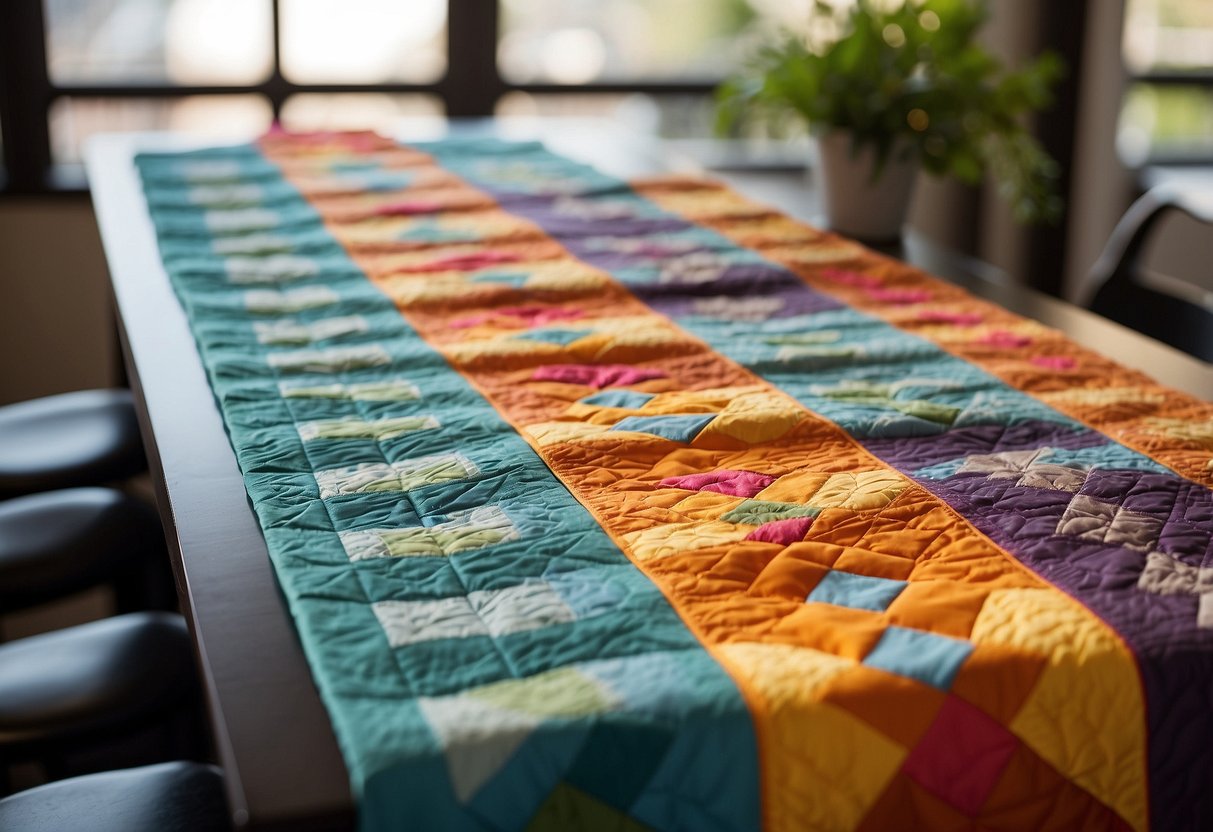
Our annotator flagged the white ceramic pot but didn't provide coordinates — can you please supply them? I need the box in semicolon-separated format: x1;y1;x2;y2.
815;130;919;243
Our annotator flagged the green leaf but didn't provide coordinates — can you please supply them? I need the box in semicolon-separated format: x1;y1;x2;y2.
713;0;1064;225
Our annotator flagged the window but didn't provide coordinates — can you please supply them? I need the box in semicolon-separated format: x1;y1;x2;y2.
498;0;789;84
1118;0;1213;166
2;0;802;193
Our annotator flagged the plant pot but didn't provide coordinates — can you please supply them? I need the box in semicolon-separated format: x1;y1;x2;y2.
814;131;919;244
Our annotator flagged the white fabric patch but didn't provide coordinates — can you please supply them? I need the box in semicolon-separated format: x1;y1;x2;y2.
314;453;479;498
278;378;420;402
340;506;519;560
372;597;488;647
180;159;244;183
254;315;368;345
1056;494;1163;552
225;254;319;284
214;233;292;256
416;695;540;803
205;208;280;234
188;183;264;207
468;581;577;637
691;295;784;322
658;252;729;285
266;345;390;374
417;666;618;803
1199;593;1213;629
245;286;340;314
344;380;421;401
297;415;439;442
1138;551;1213;629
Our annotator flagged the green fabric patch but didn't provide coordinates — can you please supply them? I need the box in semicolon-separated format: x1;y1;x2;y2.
468;667;615;719
722;500;821;525
763;330;841;346
299;415;438;441
819;381;960;426
525;782;655;832
280;379;421;401
314;453;479;497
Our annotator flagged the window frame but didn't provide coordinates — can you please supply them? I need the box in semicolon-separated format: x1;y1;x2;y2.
1121;7;1213;168
0;0;716;193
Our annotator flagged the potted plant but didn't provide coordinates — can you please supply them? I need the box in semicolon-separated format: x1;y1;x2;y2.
715;0;1064;242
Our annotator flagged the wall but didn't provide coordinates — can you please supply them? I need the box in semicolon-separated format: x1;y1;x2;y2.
0;196;118;405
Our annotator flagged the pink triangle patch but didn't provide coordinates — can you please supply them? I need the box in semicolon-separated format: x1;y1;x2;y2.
531;364;667;389
866;287;933;305
975;330;1033;349
660;469;777;498
745;516;814;545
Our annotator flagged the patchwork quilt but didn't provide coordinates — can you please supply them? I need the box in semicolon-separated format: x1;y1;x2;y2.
134;131;1213;831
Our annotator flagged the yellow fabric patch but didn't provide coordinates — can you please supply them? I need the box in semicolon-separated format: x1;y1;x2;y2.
971;587;1147;831
718;215;826;245
643;386;761;415
700;392;803;445
756;470;834;504
358;247;471;273
446;338;560;363
623;520;750;561
763;242;866;265
1037;387;1166;408
527;421;612;447
720;643;905;832
361;212;534;241
378;274;468;304
811;471;908;511
642;188;767;220
928;321;1047;345
573;315;669;337
668;491;747;521
1141;417;1213;449
594;328;686;355
523;262;610;292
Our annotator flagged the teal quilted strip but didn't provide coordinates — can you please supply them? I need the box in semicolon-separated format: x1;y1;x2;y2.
134;144;758;832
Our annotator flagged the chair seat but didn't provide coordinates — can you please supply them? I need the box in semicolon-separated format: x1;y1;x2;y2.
0;390;146;498
0;613;196;752
0;761;230;832
0;489;164;613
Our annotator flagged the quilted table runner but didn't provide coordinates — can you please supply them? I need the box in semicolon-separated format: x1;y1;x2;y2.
135;131;1213;831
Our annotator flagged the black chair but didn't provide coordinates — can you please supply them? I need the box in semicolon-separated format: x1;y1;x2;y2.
0;488;176;618
0;390;147;499
0;612;203;786
1079;185;1213;362
0;761;230;832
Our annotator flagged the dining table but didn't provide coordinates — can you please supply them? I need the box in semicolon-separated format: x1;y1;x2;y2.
86;118;1213;832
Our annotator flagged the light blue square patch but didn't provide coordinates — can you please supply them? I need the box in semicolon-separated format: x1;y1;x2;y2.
807;570;907;612
469;271;529;287
513;328;591;347
610;414;715;443
580;390;656;409
862;626;973;691
398;221;479;243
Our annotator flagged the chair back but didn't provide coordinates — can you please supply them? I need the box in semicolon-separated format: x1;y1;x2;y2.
1079;186;1213;362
